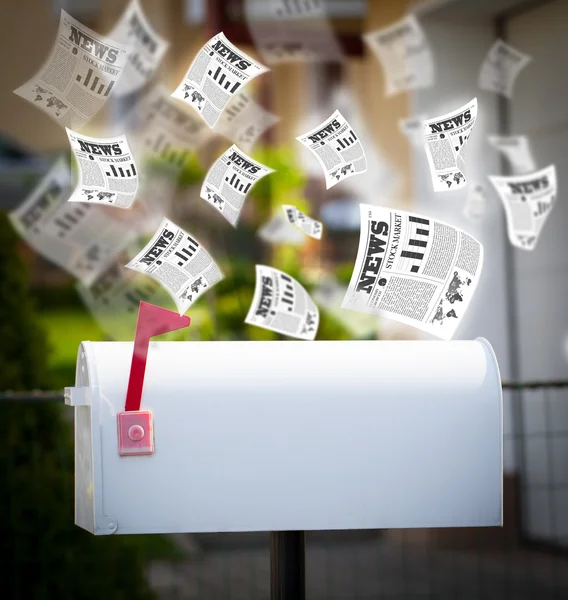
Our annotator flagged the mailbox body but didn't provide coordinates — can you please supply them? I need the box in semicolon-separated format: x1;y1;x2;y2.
67;339;502;535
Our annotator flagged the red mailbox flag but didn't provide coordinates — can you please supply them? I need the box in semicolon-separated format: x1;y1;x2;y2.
125;301;191;412
119;302;191;456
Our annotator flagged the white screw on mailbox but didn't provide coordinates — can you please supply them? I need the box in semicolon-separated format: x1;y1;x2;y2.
64;302;503;600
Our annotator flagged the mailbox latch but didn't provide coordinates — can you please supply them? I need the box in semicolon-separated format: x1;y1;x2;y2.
117;410;154;456
64;386;90;406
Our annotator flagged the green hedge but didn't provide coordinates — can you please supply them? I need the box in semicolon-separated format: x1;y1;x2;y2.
0;211;157;600
32;279;84;310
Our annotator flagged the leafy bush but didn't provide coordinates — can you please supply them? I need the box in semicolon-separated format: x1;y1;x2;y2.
33;279;84;310
0;210;157;600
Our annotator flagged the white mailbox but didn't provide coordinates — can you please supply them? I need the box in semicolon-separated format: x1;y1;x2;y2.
65;332;503;536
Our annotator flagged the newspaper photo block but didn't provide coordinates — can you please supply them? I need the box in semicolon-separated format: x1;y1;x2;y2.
108;0;169;97
125;218;223;314
171;32;269;128
246;265;319;340
342;204;484;340
215;90;279;152
257;213;306;246
14;10;129;130
9;158;136;286
200;145;274;226
297;110;367;189
66;129;138;208
423;98;478;192
282;205;322;239
364;14;434;97
479;40;531;99
489;165;557;251
488;135;536;175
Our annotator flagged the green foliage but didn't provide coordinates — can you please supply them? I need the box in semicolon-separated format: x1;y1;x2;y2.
203;257;351;343
144;150;205;188
0;217;50;391
176;151;207;187
38;308;105;390
0;211;158;600
33;280;84;310
249;146;307;224
250;146;306;199
334;262;357;286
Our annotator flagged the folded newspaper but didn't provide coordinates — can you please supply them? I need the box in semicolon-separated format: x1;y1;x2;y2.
77;260;175;340
107;0;169;97
171;32;269;128
14;10;129;130
9;158;136;286
423;98;478;192
214;90;280;152
257;213;306;246
478;39;531;99
488;134;535;175
296;110;367;189
125;83;212;169
246;265;319;340
125;218;223;314
341;204;484;340
66;129;138;208
243;0;343;64
364;14;434;97
489;165;556;251
282;204;322;239
200;145;274;226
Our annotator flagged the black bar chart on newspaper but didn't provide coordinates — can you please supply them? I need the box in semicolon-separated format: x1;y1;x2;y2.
147;133;187;168
280;273;295;312
208;65;241;93
225;173;251;194
335;129;358;152
105;163;137;178
174;236;199;268
401;216;430;273
76;69;115;97
534;201;550;217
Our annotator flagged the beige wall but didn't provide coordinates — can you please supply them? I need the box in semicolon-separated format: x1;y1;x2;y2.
0;0;204;153
0;0;413;181
350;0;414;208
257;0;413;205
271;63;309;147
